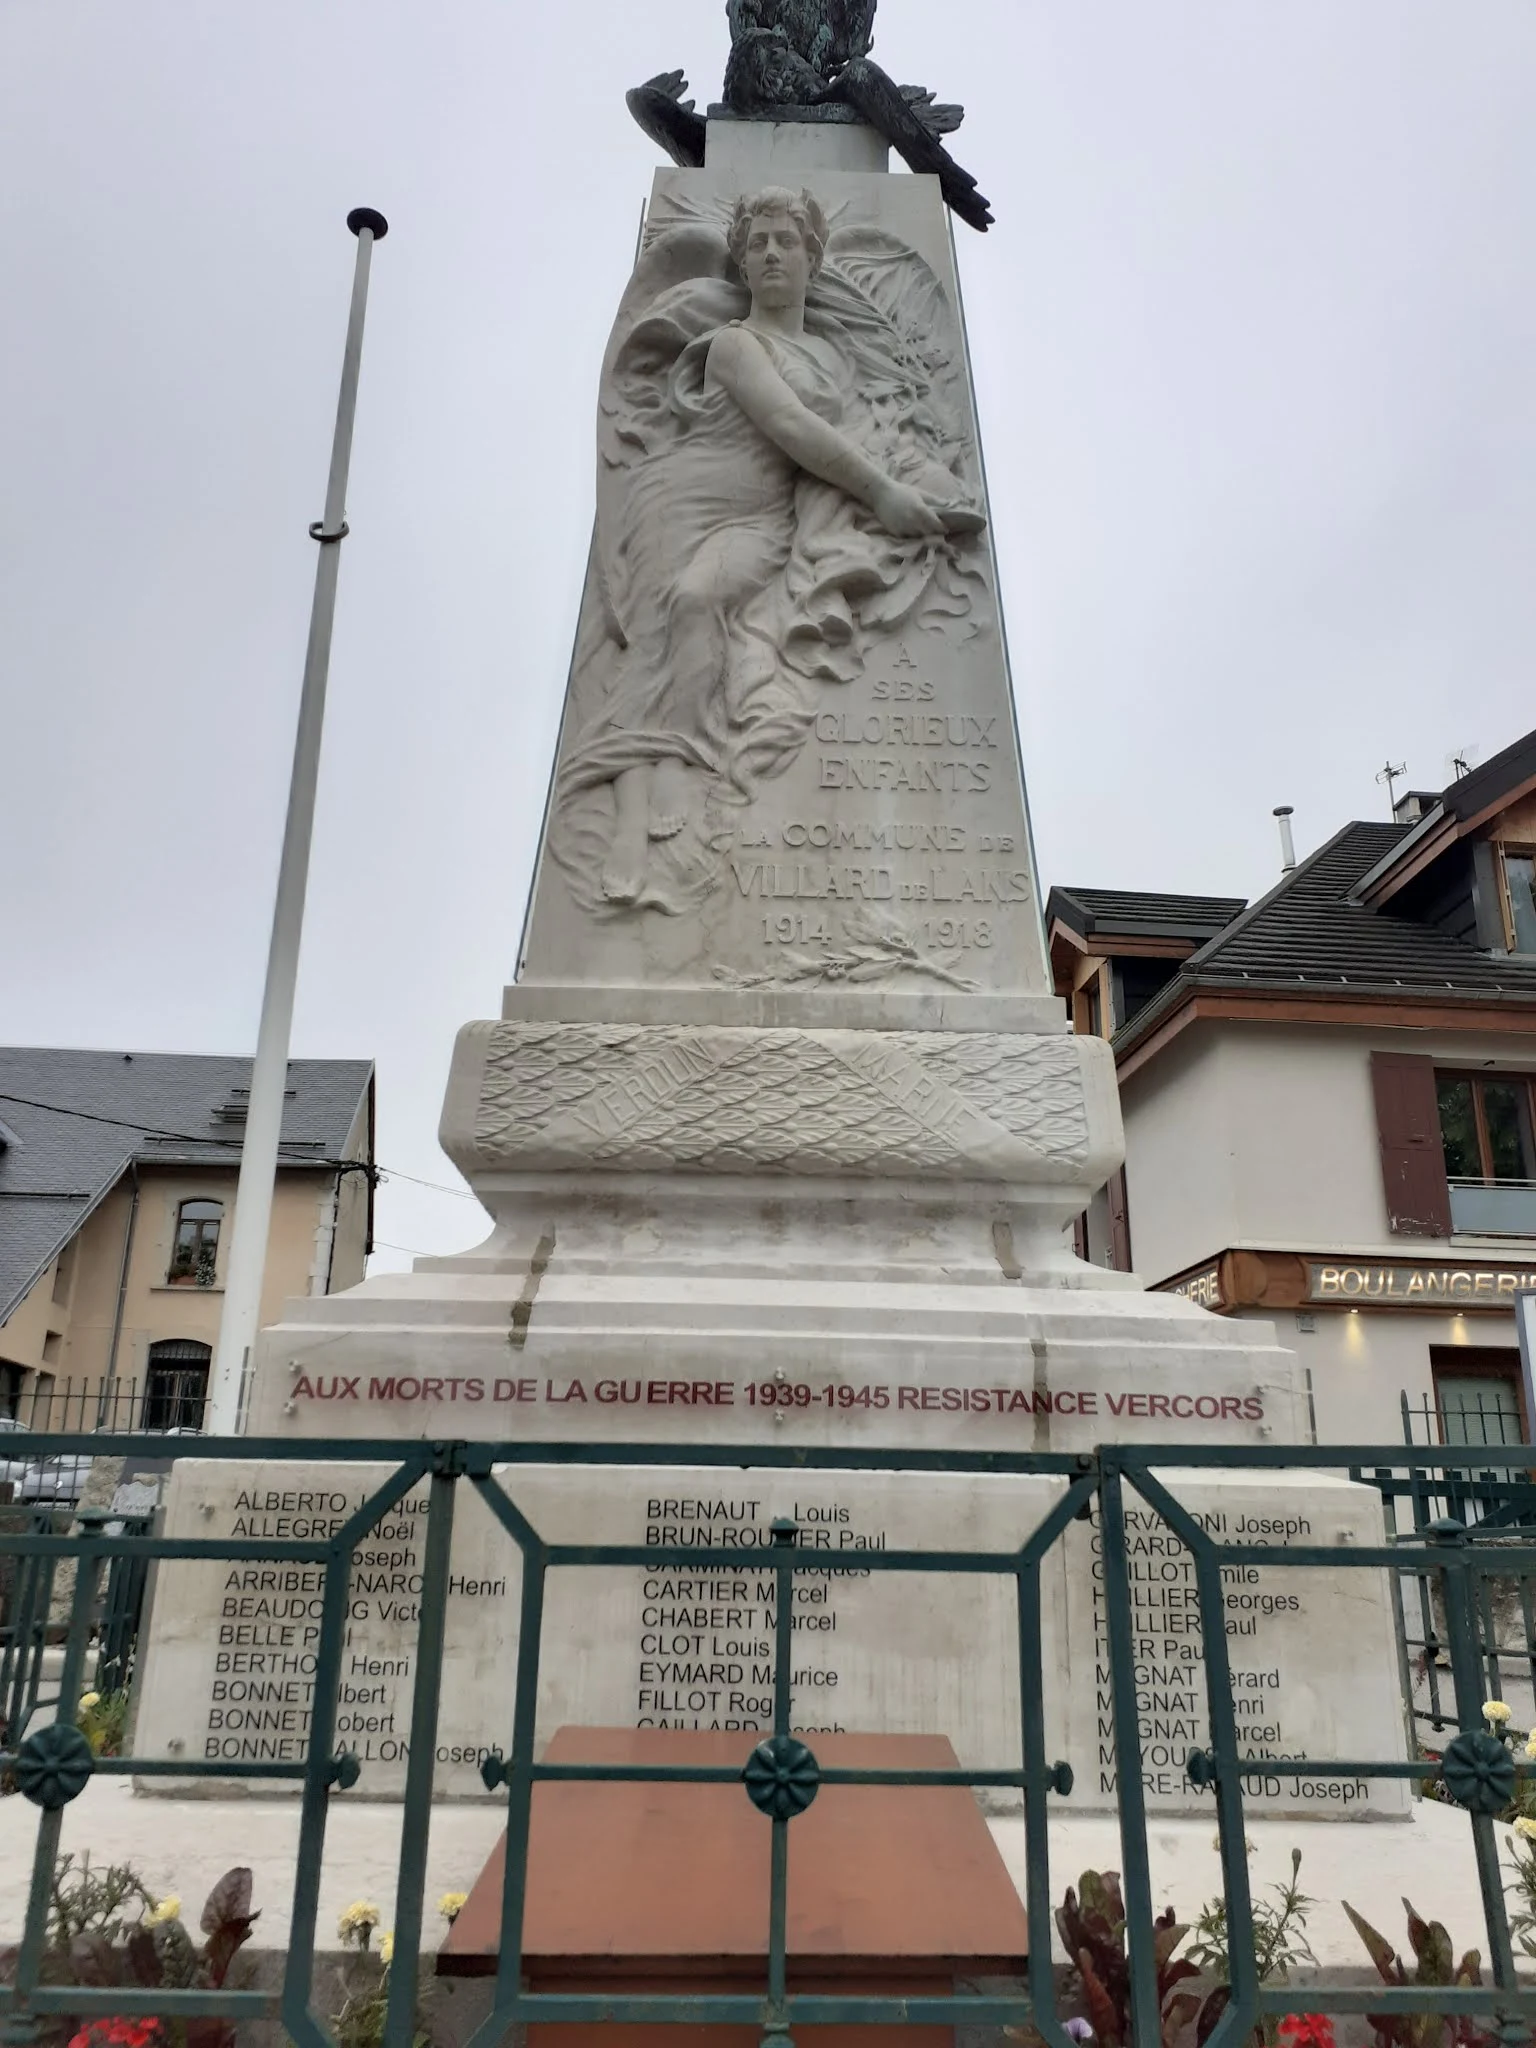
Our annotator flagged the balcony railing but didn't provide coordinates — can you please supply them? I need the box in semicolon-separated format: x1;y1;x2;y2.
1450;1178;1536;1236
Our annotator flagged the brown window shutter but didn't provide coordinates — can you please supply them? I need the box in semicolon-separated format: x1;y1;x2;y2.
1072;1212;1088;1261
1370;1051;1452;1237
1107;1168;1133;1272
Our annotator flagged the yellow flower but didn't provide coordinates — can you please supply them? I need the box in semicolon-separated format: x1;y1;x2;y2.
337;1901;382;1945
144;1896;181;1926
1514;1817;1536;1841
437;1892;469;1923
1485;1700;1513;1725
1525;1731;1536;1761
379;1932;395;1966
78;1692;101;1712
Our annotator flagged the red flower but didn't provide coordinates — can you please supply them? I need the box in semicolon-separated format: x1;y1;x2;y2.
68;2019;161;2048
1279;2017;1336;2048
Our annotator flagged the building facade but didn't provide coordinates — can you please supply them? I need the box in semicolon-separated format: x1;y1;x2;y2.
1049;728;1536;1446
0;1050;374;1428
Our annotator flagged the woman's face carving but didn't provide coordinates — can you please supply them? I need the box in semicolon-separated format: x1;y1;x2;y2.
741;208;813;310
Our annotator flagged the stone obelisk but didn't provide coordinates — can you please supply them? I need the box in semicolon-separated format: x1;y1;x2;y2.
246;16;1303;1446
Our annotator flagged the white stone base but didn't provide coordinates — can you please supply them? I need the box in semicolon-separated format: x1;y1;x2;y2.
245;1178;1305;1448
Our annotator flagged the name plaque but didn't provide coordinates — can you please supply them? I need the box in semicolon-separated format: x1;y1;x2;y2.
133;1461;1407;1820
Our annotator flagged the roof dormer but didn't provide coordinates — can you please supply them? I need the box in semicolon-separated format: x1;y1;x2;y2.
1352;726;1536;958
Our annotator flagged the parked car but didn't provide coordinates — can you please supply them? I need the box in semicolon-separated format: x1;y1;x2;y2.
19;1451;92;1506
0;1417;91;1507
0;1416;33;1496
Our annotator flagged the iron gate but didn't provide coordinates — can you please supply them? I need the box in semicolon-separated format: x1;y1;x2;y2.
3;1435;1536;2048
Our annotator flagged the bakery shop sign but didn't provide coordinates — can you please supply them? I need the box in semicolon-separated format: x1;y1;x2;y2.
1169;1262;1224;1310
1309;1262;1536;1308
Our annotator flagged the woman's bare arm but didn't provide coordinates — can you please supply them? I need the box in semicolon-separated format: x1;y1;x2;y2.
709;327;942;535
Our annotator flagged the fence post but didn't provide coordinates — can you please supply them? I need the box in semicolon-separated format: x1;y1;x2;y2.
384;1449;461;2048
1098;1457;1162;2048
1435;1520;1520;1999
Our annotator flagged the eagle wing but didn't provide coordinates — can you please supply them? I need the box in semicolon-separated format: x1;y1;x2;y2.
837;57;993;230
625;72;707;169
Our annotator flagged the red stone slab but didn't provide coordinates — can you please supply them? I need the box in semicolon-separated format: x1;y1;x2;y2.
439;1727;1028;2048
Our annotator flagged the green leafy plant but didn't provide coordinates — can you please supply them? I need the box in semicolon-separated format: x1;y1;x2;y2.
320;1898;459;2048
326;1941;436;2048
1504;1821;1536;1959
0;1862;258;2048
1342;1898;1495;2048
1051;1870;1204;2048
329;1961;398;2048
1186;1849;1318;2047
46;1855;157;1951
76;1691;131;1759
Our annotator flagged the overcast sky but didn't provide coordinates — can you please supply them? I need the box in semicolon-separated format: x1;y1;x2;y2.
2;0;1533;1273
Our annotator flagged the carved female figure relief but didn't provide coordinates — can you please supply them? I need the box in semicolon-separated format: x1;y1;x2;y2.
550;186;987;919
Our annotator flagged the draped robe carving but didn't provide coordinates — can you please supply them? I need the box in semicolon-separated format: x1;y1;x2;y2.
550;202;987;918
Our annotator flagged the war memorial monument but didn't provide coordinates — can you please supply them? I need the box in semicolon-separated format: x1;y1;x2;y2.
136;0;1406;1828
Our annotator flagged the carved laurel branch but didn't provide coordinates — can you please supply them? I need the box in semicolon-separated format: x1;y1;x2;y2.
711;914;978;993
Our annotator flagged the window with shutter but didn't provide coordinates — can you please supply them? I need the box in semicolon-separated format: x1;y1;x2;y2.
1370;1051;1452;1237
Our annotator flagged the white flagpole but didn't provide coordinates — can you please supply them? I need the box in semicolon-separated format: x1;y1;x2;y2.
208;207;388;1436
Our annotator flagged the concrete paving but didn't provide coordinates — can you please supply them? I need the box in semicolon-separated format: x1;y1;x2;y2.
0;1780;1519;1970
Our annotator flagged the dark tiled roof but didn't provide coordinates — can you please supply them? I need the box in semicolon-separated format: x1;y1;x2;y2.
1048;887;1248;941
1116;822;1536;1054
0;1049;372;1328
1443;728;1536;824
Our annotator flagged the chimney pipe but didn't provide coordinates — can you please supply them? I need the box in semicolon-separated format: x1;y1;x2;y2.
1274;806;1296;874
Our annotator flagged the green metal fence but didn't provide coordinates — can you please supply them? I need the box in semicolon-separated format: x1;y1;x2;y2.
3;1434;1536;2048
1358;1413;1536;1744
1;1510;152;1751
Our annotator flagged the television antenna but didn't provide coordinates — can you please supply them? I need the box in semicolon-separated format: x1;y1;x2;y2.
1376;760;1406;814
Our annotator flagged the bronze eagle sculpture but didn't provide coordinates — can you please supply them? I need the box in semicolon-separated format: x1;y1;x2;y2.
627;0;994;232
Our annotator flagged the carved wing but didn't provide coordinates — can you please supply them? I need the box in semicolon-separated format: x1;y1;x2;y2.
818;223;975;471
593;221;741;640
837;58;993;230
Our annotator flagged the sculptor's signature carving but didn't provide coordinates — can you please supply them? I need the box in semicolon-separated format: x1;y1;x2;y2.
550;185;986;920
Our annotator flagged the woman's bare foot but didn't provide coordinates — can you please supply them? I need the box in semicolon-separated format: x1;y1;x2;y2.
602;767;651;903
649;756;690;840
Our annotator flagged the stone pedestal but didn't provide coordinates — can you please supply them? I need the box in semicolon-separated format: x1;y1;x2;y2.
234;129;1306;1451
